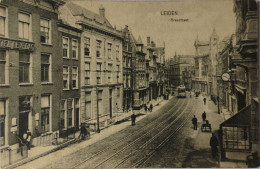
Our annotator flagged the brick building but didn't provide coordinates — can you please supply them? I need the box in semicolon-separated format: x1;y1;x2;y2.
57;21;82;136
0;0;64;147
59;2;123;131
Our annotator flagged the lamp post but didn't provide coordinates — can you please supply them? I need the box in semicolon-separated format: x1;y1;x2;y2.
96;87;100;133
217;75;220;114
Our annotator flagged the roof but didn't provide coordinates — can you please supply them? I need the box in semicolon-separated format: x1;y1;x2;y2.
67;2;113;28
136;36;143;45
220;105;251;127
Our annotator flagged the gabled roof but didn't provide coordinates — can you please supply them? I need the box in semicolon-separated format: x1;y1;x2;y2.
67;1;113;28
136;36;143;45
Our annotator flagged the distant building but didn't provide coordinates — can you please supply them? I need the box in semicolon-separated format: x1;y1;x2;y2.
132;36;147;109
172;54;194;90
122;25;133;112
192;29;218;95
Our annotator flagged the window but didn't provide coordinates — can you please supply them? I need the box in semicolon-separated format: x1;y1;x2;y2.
19;96;31;112
63;66;69;89
0;99;6;146
97;91;103;115
18;12;30;40
97;63;102;84
67;99;73;127
41;54;50;82
116;65;120;83
116;45;119;60
62;37;69;58
108;64;112;83
85;92;91;120
41;95;50;132
107;43;112;59
0;6;6;37
128;74;131;88
60;100;66;129
72;67;78;89
96;40;101;57
0;51;6;84
84;37;90;57
72;39;78;59
85;62;90;85
40;18;51;44
117;88;120;97
19;52;30;83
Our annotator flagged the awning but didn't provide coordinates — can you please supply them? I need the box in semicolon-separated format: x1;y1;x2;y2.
220;105;251;127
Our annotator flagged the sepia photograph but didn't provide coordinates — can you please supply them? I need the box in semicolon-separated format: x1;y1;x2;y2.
0;0;259;168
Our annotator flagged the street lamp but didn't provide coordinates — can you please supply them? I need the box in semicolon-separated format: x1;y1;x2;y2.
96;87;100;133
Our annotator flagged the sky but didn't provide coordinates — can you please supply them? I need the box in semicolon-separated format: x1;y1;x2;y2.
72;0;236;59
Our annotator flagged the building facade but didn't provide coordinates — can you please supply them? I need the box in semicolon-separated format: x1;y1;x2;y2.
132;36;147;110
122;25;133;112
59;2;123;131
57;21;82;136
0;0;64;147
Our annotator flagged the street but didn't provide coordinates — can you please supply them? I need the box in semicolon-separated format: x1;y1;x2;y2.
16;94;222;169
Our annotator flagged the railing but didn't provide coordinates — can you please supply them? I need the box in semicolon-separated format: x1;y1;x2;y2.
31;132;58;146
0;146;28;168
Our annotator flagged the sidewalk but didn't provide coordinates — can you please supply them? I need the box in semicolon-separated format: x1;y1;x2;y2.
5;97;171;169
182;94;223;168
183;94;248;168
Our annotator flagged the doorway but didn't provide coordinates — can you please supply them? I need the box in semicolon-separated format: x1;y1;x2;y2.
109;89;112;118
19;112;28;137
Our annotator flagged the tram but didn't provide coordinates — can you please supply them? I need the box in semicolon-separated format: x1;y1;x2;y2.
177;85;186;98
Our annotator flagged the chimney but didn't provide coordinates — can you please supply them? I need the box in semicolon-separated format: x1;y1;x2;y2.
147;37;151;46
151;41;156;47
99;5;105;17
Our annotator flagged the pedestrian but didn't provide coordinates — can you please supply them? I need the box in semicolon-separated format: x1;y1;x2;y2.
192;115;198;130
150;104;153;112
78;124;89;140
23;129;32;150
210;133;219;158
131;112;136;126
203;97;206;105
202;111;206;121
144;104;147;112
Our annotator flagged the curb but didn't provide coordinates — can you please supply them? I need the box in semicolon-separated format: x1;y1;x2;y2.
4;138;77;169
5;98;170;169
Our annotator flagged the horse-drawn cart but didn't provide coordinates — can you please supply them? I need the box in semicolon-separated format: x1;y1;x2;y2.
201;120;212;132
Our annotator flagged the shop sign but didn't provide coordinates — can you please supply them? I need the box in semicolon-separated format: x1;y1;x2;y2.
0;38;35;51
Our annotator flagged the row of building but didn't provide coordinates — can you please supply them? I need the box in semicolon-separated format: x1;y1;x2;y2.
0;0;165;148
165;0;258;158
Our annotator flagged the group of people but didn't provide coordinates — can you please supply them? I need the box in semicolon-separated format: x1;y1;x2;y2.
144;104;153;112
191;111;207;130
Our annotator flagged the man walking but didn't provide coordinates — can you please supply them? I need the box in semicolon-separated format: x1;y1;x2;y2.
203;97;206;105
202;111;206;121
131;112;136;126
150;104;153;112
192;115;198;130
210;133;219;158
